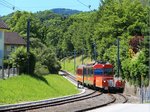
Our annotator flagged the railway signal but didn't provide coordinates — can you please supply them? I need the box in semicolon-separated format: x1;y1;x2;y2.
74;49;76;75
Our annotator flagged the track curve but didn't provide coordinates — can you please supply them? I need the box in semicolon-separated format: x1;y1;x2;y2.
0;70;128;112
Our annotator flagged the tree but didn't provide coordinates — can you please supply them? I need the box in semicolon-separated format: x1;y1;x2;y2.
2;0;149;85
10;47;36;75
40;48;61;74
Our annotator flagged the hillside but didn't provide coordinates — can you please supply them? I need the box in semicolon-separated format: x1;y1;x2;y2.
1;8;81;22
61;56;92;74
0;74;79;104
51;8;81;16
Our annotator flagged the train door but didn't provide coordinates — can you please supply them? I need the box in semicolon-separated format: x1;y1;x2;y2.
76;67;83;84
83;67;87;85
88;67;94;86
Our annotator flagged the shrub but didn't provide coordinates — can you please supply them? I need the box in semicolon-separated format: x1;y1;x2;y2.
34;62;49;75
28;51;36;74
40;48;61;74
122;50;149;87
10;47;36;75
3;59;12;69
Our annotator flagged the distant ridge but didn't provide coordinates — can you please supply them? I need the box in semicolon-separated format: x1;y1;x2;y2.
51;8;81;16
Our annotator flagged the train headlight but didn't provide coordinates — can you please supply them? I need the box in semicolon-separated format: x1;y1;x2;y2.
103;80;106;83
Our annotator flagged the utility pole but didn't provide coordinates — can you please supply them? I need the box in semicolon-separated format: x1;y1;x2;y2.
64;54;66;70
93;42;96;61
27;19;30;74
82;67;84;89
117;37;120;77
82;39;84;65
82;49;83;64
74;50;76;75
82;40;84;88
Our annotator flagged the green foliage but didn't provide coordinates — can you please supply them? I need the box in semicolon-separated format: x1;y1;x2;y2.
28;51;36;74
3;59;12;69
9;47;36;75
10;47;27;74
30;38;61;75
61;55;91;74
34;62;49;75
94;0;149;87
40;48;61;74
122;50;149;86
0;74;79;104
2;0;149;86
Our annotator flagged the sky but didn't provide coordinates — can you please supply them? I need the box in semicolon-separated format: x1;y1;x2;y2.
0;0;100;16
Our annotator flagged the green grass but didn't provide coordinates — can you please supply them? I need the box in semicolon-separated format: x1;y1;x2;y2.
0;74;79;104
61;55;92;74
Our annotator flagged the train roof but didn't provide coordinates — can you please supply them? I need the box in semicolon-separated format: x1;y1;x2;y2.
93;63;113;68
77;61;113;69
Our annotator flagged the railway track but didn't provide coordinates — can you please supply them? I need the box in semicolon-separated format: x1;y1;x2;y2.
0;71;128;112
0;89;97;112
113;93;128;104
60;71;128;112
63;71;128;103
60;70;76;81
75;93;127;112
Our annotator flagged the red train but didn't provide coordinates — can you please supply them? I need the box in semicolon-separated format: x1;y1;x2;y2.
76;61;125;92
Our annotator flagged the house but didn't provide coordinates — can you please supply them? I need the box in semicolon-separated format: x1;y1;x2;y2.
4;32;26;58
0;19;26;67
0;19;9;67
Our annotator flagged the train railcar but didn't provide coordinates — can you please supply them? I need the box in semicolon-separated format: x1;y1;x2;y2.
76;61;125;92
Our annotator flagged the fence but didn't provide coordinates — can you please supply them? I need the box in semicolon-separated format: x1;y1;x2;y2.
125;81;150;103
139;85;150;103
0;68;18;79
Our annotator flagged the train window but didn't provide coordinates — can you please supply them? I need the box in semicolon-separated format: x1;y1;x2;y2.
88;68;91;75
83;68;87;75
94;69;103;75
87;68;93;76
77;69;82;75
90;68;93;74
104;68;113;75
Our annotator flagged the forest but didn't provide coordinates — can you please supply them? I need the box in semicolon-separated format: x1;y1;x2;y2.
1;0;149;87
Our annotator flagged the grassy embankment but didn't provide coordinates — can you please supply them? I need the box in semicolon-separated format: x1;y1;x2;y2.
0;74;79;104
61;55;92;74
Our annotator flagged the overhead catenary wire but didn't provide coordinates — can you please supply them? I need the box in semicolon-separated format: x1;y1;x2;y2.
76;0;91;11
0;0;22;11
2;0;15;7
0;1;12;10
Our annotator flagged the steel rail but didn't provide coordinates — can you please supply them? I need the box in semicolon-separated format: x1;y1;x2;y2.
0;71;127;112
62;70;128;112
0;91;102;112
75;93;128;112
75;93;116;112
117;93;128;103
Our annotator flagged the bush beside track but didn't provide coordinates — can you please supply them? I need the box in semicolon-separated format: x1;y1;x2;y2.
0;74;79;104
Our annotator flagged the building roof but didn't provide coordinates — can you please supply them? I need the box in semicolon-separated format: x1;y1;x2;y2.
4;32;26;45
0;19;9;29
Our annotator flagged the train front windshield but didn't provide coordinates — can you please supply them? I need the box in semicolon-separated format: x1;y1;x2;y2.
94;68;113;75
104;68;113;75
